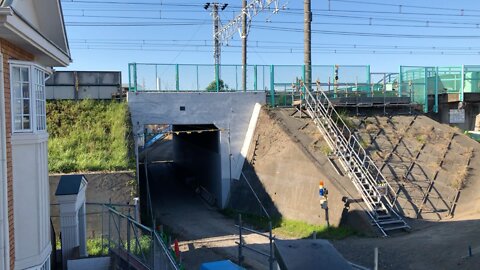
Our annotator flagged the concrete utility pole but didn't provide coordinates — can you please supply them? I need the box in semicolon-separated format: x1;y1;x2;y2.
205;2;228;79
304;0;312;91
242;0;247;92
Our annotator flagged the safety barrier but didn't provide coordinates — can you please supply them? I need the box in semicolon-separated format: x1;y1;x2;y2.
103;205;182;270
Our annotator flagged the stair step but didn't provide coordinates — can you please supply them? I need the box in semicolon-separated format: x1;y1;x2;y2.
304;90;409;236
378;219;405;225
382;224;409;231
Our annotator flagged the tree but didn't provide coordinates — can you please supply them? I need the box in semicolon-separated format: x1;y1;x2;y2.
206;79;229;92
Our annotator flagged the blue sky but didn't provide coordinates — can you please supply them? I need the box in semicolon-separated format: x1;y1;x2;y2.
60;0;480;83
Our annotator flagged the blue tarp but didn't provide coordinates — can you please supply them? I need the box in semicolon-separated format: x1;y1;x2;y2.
200;260;244;270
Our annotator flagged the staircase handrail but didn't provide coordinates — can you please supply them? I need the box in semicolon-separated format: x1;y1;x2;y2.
303;92;384;212
303;88;398;209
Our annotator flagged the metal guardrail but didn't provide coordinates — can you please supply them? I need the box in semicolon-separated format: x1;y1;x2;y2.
103;205;182;270
236;214;275;270
302;85;409;236
128;63;371;94
240;172;271;220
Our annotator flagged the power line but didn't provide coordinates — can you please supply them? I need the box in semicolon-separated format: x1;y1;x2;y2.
64;8;480;18
62;0;210;7
68;40;480;51
68;39;480;50
68;46;480;55
65;22;209;26
330;0;480;14
251;25;480;39
62;12;480;28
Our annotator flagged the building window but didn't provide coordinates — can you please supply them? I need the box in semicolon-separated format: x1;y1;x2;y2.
10;62;47;133
34;67;46;131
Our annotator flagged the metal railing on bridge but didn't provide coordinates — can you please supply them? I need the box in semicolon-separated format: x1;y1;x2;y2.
129;63;480;113
128;63;373;104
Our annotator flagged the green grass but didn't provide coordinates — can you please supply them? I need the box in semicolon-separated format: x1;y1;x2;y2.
47;100;134;173
221;209;356;240
272;219;356;239
336;110;355;130
87;238;108;256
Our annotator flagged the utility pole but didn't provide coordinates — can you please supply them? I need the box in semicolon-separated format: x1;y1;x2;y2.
214;0;284;91
242;0;247;92
205;2;228;80
304;0;312;91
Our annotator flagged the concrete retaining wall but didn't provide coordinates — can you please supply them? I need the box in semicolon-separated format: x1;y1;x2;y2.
128;92;266;207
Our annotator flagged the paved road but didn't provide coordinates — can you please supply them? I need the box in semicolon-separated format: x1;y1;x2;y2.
147;162;271;269
333;217;480;270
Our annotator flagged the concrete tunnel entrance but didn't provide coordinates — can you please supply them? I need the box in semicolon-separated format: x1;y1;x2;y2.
138;124;222;226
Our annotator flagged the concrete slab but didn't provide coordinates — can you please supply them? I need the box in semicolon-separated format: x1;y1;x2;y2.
275;239;354;270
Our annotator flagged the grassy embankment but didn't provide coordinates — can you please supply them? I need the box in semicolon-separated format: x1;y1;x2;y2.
221;210;357;240
47;99;134;173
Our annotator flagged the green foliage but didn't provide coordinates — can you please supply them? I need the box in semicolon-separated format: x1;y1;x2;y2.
125;235;152;257
335;110;355;130
87;238;108;256
205;79;229;92
273;219;356;239
358;138;369;150
220;209;356;240
47;100;134;173
415;134;427;144
320;143;333;156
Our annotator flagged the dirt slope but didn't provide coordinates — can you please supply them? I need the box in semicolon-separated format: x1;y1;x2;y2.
352;115;480;221
229;107;373;232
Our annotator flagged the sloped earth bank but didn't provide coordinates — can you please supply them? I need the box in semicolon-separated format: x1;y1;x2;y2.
352;115;480;221
229;106;374;234
334;114;480;269
234;107;480;269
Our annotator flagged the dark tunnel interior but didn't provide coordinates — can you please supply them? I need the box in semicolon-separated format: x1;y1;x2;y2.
138;124;222;226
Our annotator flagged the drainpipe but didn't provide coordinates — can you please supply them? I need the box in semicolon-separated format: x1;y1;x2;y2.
0;53;10;270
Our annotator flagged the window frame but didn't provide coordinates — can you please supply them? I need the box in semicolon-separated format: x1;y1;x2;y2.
9;61;49;134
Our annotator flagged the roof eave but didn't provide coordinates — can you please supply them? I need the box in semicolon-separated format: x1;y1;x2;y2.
0;7;71;67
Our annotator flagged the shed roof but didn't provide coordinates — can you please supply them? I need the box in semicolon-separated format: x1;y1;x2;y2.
55;174;87;196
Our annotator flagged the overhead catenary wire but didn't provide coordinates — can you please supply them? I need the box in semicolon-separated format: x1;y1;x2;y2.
68;46;480;55
68;38;480;50
61;0;480;57
330;0;480;14
63;12;480;26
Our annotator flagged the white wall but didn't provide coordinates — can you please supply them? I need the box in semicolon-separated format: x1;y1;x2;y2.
11;133;51;270
128;92;266;207
11;0;40;28
68;257;110;270
12;0;68;54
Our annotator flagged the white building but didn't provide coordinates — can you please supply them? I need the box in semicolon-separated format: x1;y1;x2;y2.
0;1;70;269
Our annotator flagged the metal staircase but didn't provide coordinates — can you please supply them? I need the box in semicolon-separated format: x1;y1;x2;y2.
302;87;410;236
